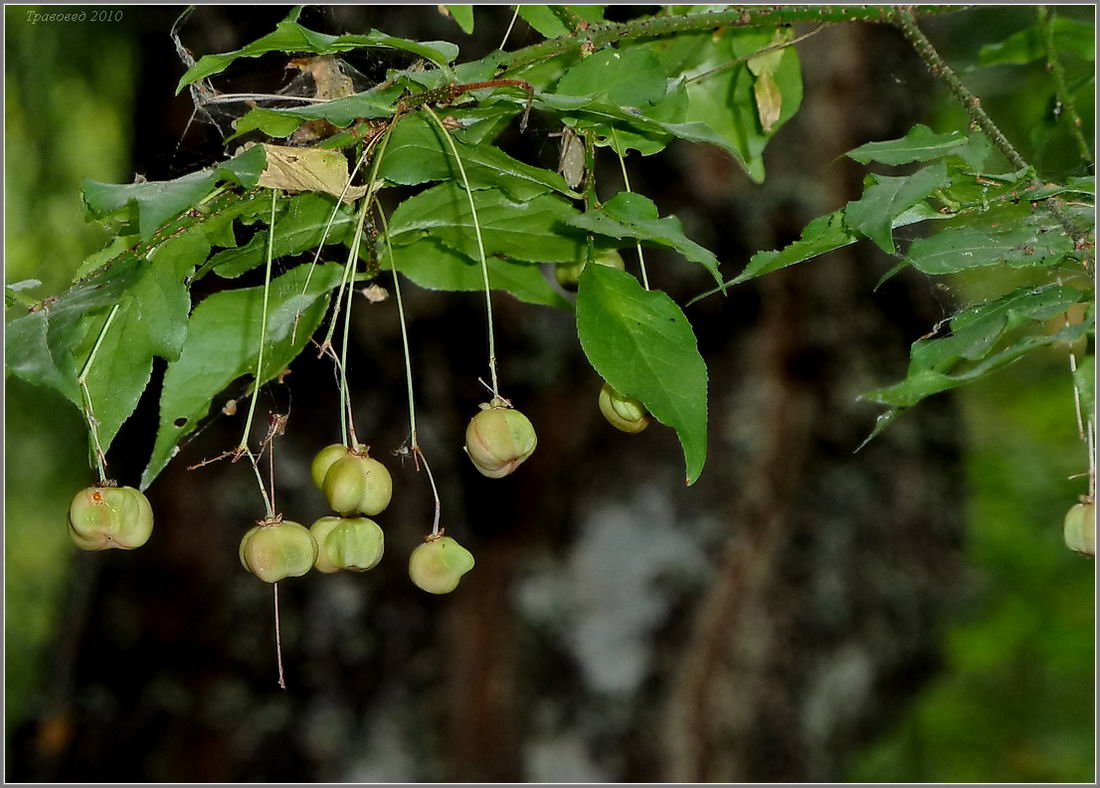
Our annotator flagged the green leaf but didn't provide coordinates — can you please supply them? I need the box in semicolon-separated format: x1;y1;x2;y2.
845;161;949;254
82;233;210;453
141;262;345;489
176;22;458;93
689;203;943;301
683;28;803;182
864;285;1093;408
979;17;1095;66
81;147;265;240
576;265;708;484
387;237;571;309
205;193;357;279
567;192;724;286
518;5;606;39
906;204;1077;275
557;45;668;109
387;183;591;263
445;5;474;33
846;124;988;167
378;113;579;200
229;84;404;140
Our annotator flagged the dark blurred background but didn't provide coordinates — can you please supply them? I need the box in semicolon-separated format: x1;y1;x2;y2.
5;5;1094;782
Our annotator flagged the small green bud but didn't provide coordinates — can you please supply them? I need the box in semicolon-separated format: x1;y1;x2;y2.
1063;501;1095;557
598;382;650;433
555;249;626;291
310;516;385;573
464;405;537;478
68;485;154;551
409;535;475;594
322;453;393;516
239;519;318;583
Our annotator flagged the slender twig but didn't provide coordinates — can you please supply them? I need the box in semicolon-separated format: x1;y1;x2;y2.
499;5;960;72
421;104;500;399
376;206;418;449
894;9;1094;273
683;24;825;86
611;129;650;290
238;190;278;452
273;582;286;690
419;448;443;537
77;303;121;483
1036;7;1093;166
582;129;597;266
334;196;371;449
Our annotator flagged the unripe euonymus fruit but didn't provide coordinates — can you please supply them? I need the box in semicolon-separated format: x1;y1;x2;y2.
464;403;537;478
239;519;318;583
409;535;475;594
310;516;385;573
314;444;393;516
68;484;154;551
1063;501;1095;557
555;249;625;291
598;382;650;433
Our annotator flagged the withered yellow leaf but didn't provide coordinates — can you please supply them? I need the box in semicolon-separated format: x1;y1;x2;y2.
257;144;367;203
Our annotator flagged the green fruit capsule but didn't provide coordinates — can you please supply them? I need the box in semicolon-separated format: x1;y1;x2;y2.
311;443;354;490
239;520;318;583
598;382;650;433
409;536;475;594
310;516;385;573
1063;501;1095;557
464;405;537;478
322;454;393;516
68;485;154;551
555;249;626;291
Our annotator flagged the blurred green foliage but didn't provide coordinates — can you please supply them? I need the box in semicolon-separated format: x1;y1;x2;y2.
4;5;133;729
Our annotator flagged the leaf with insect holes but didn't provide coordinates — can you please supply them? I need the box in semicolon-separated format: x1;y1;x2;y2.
176;20;458;93
387;182;600;263
256;144;367;202
567;192;724;286
141;262;346;490
205;193;359;279
385;236;571;309
576;265;708;485
378;113;580;201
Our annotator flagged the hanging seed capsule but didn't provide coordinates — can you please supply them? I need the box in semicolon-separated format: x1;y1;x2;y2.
555;249;625;291
322;454;393;516
310;515;385;573
1063;501;1095;557
409;535;475;594
311;443;356;490
598;382;650;433
68;485;154;551
239;520;318;583
464;405;537;478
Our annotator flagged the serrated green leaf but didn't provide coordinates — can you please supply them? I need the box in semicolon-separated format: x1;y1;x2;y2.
846;124;985;166
445;5;475;33
864;285;1093;408
378;113;578;200
906;204;1076;274
845;161;948;254
205;193;357;279
979;16;1095;66
576;265;708;484
566;192;723;286
176;22;458;93
387;237;571;309
141;262;345;490
387;182;591;263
